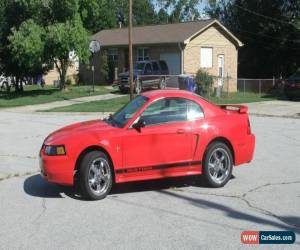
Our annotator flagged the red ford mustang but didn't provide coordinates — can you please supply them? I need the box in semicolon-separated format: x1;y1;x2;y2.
40;90;255;200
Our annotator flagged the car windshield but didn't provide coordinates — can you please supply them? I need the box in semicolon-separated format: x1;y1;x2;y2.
134;63;145;71
105;95;148;128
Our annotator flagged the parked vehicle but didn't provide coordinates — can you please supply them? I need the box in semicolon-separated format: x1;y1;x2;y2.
40;90;255;200
0;75;10;92
118;60;169;94
284;71;300;100
0;75;33;92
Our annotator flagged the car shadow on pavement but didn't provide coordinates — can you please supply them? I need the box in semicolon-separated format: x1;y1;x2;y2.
157;189;300;235
23;174;73;198
24;173;225;200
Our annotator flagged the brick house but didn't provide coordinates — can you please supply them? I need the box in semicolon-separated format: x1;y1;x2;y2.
44;51;79;85
80;19;243;91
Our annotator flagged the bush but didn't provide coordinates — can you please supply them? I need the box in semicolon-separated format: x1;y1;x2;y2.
195;69;214;96
100;51;109;84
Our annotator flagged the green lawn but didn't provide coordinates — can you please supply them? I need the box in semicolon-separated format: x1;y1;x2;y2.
0;85;112;108
46;92;276;113
205;92;276;104
46;95;130;112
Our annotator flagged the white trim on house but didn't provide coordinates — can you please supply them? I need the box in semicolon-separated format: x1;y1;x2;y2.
183;20;244;47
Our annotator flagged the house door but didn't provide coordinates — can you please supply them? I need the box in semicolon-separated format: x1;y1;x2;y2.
217;55;224;87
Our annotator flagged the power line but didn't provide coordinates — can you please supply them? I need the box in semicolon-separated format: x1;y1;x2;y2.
233;3;298;28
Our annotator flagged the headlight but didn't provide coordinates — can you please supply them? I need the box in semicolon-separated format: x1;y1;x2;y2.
45;145;66;156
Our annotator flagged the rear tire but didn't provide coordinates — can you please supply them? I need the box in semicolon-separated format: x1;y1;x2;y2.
79;151;113;200
202;142;233;188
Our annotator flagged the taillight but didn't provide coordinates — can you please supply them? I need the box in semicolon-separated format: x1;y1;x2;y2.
247;118;251;134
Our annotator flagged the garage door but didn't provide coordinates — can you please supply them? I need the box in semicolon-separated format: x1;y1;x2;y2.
160;53;181;75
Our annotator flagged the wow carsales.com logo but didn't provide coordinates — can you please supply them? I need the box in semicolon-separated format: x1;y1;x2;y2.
241;231;295;244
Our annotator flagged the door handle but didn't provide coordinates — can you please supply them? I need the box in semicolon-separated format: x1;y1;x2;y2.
177;129;186;134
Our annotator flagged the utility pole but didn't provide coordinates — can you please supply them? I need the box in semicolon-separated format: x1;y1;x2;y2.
128;0;134;100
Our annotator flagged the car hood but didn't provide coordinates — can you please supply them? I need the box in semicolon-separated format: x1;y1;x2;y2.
44;119;116;145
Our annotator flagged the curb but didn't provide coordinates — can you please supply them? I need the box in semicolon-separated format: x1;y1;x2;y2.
250;113;300;119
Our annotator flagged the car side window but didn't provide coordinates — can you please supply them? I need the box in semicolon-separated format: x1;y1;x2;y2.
140;98;188;126
152;62;159;72
144;63;152;74
187;101;204;120
159;60;168;71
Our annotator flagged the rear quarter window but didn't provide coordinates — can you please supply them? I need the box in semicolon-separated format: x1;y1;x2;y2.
159;60;168;71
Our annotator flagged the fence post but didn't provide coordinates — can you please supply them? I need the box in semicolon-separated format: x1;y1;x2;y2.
272;76;275;87
259;79;262;96
243;79;246;96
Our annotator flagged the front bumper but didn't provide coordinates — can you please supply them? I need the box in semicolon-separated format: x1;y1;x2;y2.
39;148;74;186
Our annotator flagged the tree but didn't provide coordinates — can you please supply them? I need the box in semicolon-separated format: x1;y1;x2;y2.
1;0;90;91
8;19;45;78
157;0;201;23
112;0;158;27
207;0;300;78
157;8;169;24
79;0;116;33
45;15;89;89
0;0;38;91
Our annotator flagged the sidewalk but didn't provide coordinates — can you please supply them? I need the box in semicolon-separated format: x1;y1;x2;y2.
2;93;124;113
246;100;300;118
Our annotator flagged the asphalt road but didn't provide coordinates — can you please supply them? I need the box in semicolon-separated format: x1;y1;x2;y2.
0;109;299;249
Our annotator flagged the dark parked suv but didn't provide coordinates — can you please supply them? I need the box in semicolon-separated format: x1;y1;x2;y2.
284;71;300;100
118;60;169;94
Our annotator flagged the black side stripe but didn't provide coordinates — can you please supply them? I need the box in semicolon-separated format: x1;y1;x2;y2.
115;160;202;174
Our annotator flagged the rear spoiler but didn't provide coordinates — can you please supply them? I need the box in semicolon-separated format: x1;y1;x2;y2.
219;104;248;114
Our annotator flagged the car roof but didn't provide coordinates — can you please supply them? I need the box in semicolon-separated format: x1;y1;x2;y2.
141;90;199;99
141;90;222;117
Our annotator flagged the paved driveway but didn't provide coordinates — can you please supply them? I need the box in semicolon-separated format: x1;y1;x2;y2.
0;107;299;249
247;100;300;118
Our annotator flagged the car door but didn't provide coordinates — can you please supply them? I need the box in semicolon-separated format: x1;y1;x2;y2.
142;63;155;86
122;98;194;174
151;61;161;85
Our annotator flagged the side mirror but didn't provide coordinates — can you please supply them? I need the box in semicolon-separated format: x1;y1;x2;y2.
132;118;146;131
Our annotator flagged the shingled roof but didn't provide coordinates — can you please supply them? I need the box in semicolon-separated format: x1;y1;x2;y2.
92;19;243;47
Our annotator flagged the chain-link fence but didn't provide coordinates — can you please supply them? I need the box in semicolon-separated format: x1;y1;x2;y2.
115;73;284;101
237;78;284;95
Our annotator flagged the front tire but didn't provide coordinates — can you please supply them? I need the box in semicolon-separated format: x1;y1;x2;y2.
79;151;113;200
202;142;233;188
119;86;128;94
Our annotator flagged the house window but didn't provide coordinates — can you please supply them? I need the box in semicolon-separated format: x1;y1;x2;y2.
200;47;213;68
107;48;118;62
137;48;149;61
